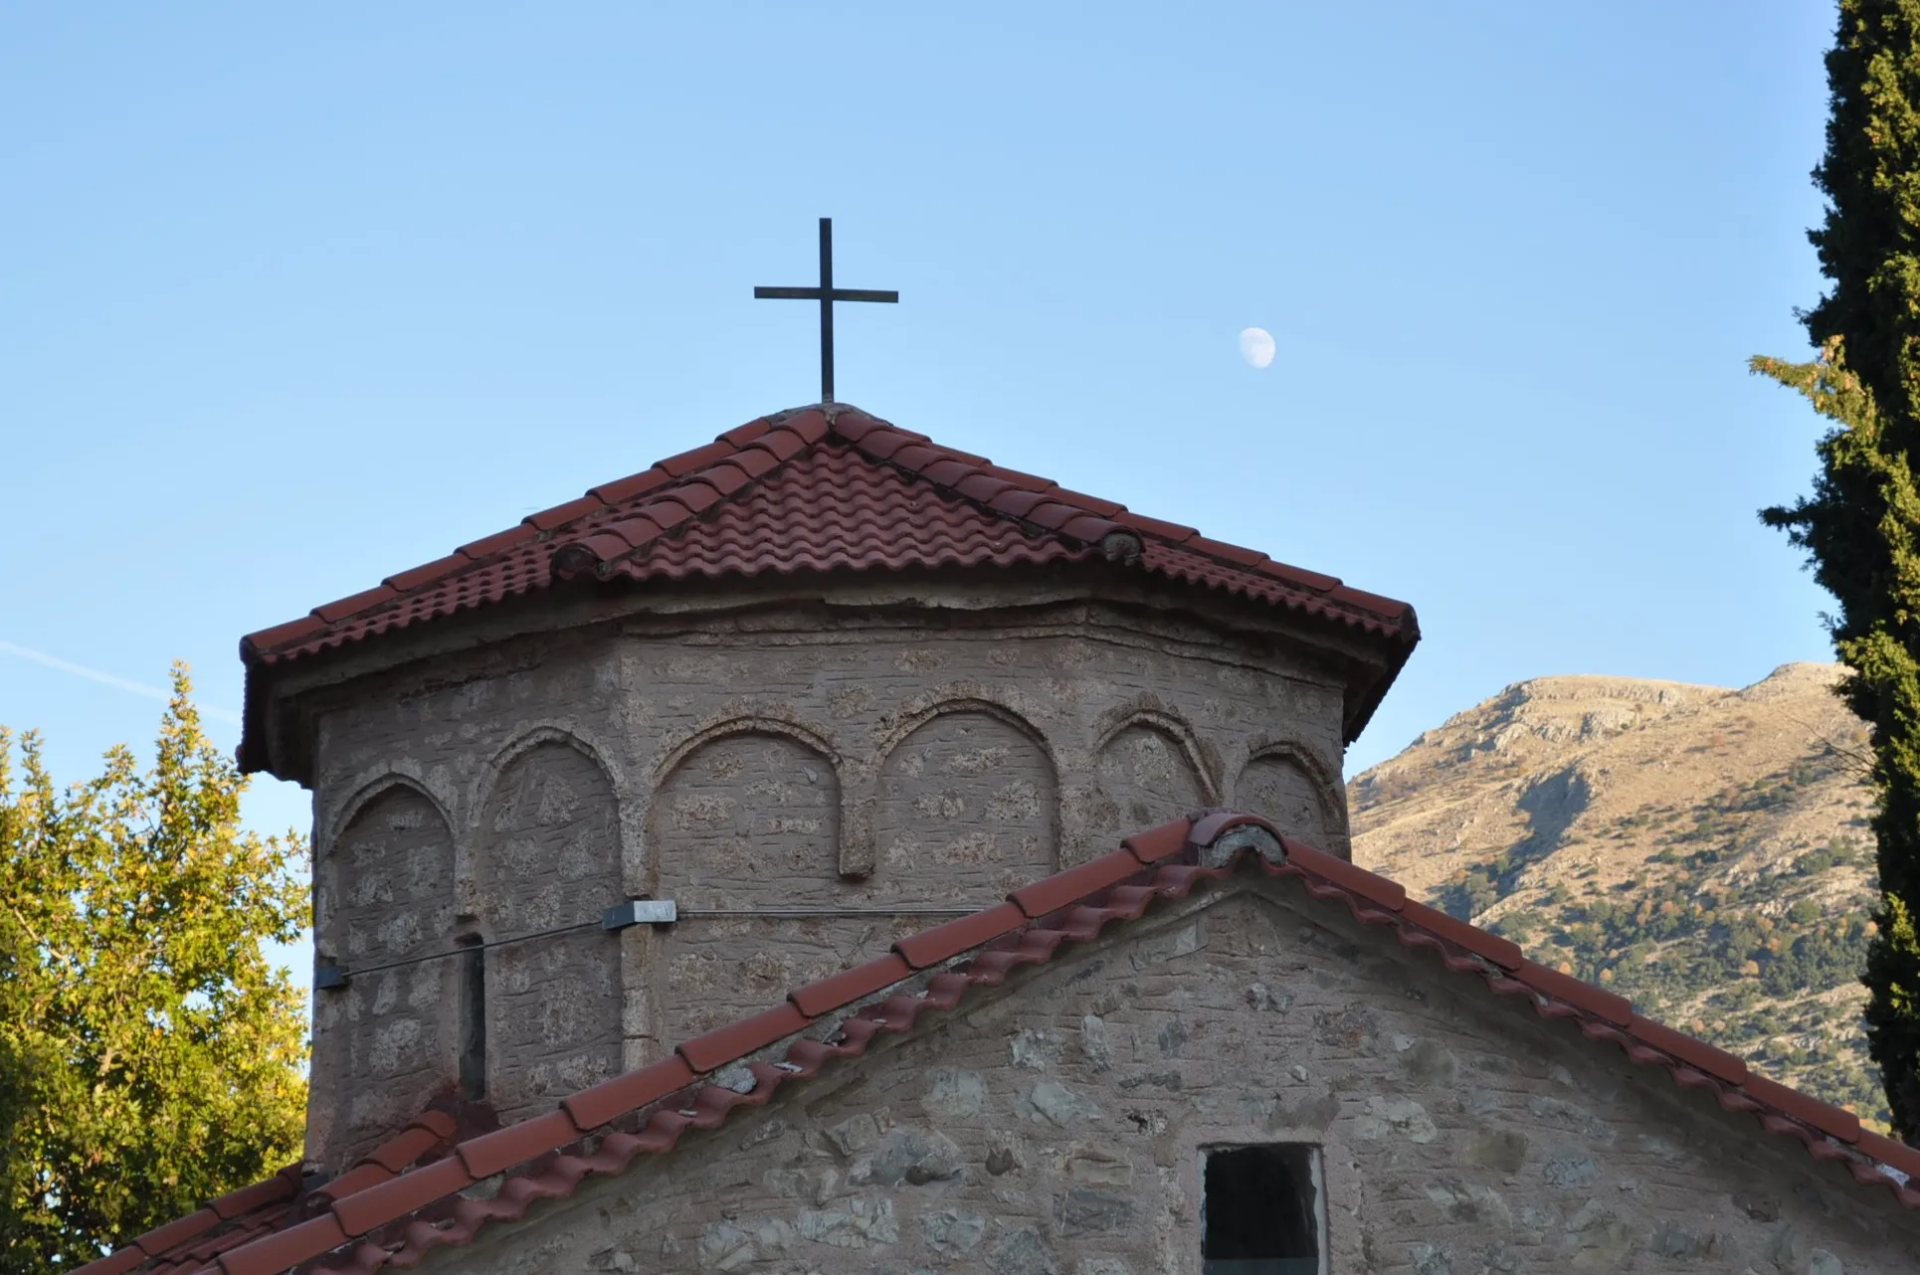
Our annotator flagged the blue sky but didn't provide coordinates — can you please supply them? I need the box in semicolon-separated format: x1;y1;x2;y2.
1;4;1840;986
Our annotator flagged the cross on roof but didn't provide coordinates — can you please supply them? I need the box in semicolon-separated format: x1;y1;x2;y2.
754;218;898;403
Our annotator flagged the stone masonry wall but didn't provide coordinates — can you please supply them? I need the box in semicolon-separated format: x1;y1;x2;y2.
302;594;1353;1167
308;785;460;1167
432;882;1919;1275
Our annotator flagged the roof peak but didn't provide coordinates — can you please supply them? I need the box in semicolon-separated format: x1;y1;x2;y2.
235;404;1418;770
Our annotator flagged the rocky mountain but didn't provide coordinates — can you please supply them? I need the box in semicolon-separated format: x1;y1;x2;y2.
1349;662;1886;1127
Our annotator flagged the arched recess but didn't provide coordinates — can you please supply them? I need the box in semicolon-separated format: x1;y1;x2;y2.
1081;709;1216;865
644;718;848;1051
649;717;845;905
1233;741;1348;855
311;779;460;1170
872;699;1058;897
476;735;624;1119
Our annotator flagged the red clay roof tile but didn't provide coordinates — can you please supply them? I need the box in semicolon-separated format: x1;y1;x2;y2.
718;416;775;447
217;1214;349;1275
587;466;673;505
381;555;472;594
312;1162;391;1203
1399;899;1523;971
72;1247;147;1275
1010;849;1146;919
1258;559;1341;592
1116;510;1198;542
1628;1016;1749;1086
355;1124;444;1175
1013;500;1085;531
1123;817;1194;864
679;1004;814;1074
1050;486;1126;517
885;442;940;470
331;1155;474;1240
1514;958;1632;1026
915;457;975;486
700;461;753;495
207;1171;298;1221
983;489;1054;519
894;901;1028;969
657;440;738;477
953;473;1016;503
781;407;832;444
522;495;604;531
789;953;913;1018
1744;1075;1862;1144
746;428;808;463
1861;1129;1920;1181
454;1109;579;1181
311;587;398;624
453;523;538;560
848;428;921;461
562;1056;697;1132
1186;535;1269;569
668;479;723;513
1282;839;1405;911
1063;514;1126;543
237;614;328;656
133;1210;221;1258
980;463;1053;491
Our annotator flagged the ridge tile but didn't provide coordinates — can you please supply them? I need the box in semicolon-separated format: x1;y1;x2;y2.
1629;1017;1749;1086
1123;818;1193;864
455;1110;579;1180
894;902;1027;969
523;495;605;532
678;1004;812;1074
216;1214;349;1275
1010;850;1147;919
563;1056;698;1132
1515;958;1631;1025
790;954;912;1018
331;1155;474;1238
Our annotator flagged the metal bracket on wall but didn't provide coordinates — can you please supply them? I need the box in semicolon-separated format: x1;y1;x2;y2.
603;898;679;931
315;964;350;991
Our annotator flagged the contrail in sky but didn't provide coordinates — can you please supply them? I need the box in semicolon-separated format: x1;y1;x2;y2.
0;641;243;726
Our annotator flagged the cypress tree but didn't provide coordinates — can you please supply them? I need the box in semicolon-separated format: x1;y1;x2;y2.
1760;0;1920;1140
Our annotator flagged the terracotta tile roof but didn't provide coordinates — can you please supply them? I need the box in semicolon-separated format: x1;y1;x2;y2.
93;813;1920;1275
237;405;1420;770
73;1113;460;1275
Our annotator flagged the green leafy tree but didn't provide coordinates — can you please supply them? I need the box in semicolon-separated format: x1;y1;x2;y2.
0;666;308;1272
1758;0;1920;1141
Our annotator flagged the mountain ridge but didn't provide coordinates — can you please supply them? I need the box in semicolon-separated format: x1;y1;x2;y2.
1349;662;1886;1125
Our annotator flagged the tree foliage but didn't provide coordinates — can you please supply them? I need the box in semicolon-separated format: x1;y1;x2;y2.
1759;0;1920;1142
0;666;308;1273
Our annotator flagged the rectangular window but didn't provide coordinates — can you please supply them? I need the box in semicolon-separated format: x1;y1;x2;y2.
1201;1144;1324;1275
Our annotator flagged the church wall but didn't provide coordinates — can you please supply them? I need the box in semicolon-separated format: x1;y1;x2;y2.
308;784;462;1169
432;882;1917;1275
301;594;1353;1164
477;740;625;1123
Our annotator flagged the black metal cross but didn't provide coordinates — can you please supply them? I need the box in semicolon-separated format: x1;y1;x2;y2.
754;218;897;403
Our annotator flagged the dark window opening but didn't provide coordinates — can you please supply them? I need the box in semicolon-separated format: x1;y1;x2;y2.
458;935;486;1101
1202;1144;1321;1275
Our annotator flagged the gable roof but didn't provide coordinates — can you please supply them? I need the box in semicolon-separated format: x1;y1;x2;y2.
85;812;1920;1275
235;404;1419;774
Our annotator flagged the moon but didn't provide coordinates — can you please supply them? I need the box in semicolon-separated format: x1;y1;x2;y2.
1238;327;1275;369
